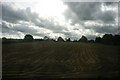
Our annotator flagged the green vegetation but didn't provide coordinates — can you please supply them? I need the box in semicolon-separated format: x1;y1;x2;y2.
3;42;119;78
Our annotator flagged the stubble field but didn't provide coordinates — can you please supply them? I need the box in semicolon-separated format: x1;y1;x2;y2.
2;42;119;78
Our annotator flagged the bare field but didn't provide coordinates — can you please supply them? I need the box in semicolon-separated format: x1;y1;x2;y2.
2;42;119;78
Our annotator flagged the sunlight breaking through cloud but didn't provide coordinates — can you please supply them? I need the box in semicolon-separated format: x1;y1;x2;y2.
1;0;119;40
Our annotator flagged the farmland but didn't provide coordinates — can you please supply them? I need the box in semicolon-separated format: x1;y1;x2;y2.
2;42;119;78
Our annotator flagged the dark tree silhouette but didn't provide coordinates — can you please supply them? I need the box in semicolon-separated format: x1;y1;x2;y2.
73;40;78;42
88;40;94;43
2;37;7;43
24;34;33;41
66;38;71;42
95;37;102;43
2;37;7;40
102;34;113;45
113;35;120;45
57;37;64;42
79;36;88;42
44;36;49;40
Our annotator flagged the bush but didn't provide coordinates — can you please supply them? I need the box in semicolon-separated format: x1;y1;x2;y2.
95;37;102;43
24;34;33;41
57;37;64;42
79;36;88;42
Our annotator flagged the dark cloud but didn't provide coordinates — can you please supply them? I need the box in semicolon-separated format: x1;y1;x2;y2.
64;2;101;24
2;21;49;38
2;3;42;25
2;3;29;23
118;2;120;34
2;3;68;35
84;23;118;34
2;22;16;34
66;2;101;20
64;2;117;24
94;25;118;34
1;21;14;36
98;11;116;23
2;21;10;29
40;18;68;32
104;2;118;6
1;2;119;40
0;3;2;20
63;0;119;2
63;2;118;37
13;24;37;34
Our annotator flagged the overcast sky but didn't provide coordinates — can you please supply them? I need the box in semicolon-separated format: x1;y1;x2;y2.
1;0;120;40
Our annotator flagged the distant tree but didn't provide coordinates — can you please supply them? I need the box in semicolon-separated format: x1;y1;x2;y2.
2;37;7;40
102;34;113;44
73;40;78;42
88;40;94;43
57;37;64;42
113;35;120;45
95;37;102;43
66;38;71;42
44;36;49;41
48;38;56;42
51;39;56;42
2;37;7;43
24;34;33;41
79;35;88;42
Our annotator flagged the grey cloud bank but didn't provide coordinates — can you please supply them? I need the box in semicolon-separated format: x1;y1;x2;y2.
63;2;118;34
1;1;119;40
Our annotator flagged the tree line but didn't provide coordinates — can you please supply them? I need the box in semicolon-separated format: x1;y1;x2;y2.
2;34;120;45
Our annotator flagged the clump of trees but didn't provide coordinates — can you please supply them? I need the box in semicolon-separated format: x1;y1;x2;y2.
57;37;64;42
102;34;113;44
44;36;49;41
88;40;94;43
95;34;120;45
2;34;120;45
79;36;88;42
2;37;7;40
95;37;102;43
66;38;71;42
113;35;120;45
24;34;34;41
